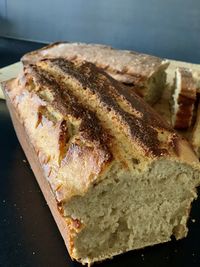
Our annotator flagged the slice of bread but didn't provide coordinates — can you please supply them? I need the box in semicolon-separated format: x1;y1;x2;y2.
3;58;200;265
193;71;200;95
172;68;196;129
154;67;200;160
191;101;200;158
21;42;169;104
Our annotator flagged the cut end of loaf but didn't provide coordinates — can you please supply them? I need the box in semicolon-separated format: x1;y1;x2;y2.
191;102;200;159
143;63;168;104
63;159;200;265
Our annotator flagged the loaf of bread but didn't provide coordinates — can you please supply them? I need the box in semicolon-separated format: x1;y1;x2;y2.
3;58;200;265
22;42;169;104
172;68;196;129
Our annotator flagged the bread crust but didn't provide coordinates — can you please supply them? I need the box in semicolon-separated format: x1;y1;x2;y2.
4;94;81;260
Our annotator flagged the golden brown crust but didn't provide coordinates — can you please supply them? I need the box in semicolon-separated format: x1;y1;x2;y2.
24;63;112;153
2;95;77;261
4;77;112;203
37;58;172;157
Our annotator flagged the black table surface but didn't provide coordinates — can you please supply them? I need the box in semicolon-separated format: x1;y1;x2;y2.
0;37;200;267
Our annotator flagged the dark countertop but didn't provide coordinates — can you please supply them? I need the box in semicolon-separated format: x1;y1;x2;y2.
0;37;45;68
0;37;200;267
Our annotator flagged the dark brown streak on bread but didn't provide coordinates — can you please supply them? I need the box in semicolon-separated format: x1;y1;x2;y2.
49;58;171;130
38;58;170;157
24;64;112;164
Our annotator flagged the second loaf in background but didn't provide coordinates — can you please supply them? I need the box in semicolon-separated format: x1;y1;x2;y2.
22;42;169;104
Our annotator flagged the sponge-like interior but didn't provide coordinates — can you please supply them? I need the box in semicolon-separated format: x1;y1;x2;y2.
63;159;198;264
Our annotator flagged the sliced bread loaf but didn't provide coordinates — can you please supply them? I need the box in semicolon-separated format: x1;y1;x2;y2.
3;58;200;265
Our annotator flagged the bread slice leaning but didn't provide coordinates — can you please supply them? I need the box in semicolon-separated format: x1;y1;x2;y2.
192;101;200;158
3;58;200;265
21;42;169;104
172;67;196;129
